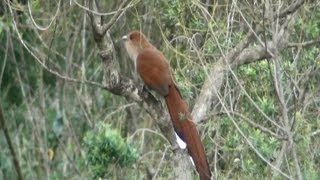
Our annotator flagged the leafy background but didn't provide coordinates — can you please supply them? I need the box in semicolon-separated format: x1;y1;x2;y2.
0;0;319;179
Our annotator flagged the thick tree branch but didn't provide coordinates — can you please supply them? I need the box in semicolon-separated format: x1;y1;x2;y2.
278;0;304;19
88;0;128;40
192;2;302;124
192;31;255;123
231;41;275;67
191;3;307;178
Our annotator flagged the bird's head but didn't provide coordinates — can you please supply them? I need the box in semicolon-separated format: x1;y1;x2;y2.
122;31;153;61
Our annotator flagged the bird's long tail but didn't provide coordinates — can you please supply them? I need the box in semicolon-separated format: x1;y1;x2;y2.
165;84;211;180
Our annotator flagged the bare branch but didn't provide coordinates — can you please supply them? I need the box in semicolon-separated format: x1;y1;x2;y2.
192;31;256;124
73;0;138;16
231;41;275;67
8;1;106;89
193;0;303;124
88;0;129;40
191;3;307;179
218;100;294;179
228;111;287;140
88;1;103;37
0;104;24;180
287;38;320;48
27;0;61;31
278;0;304;19
0;29;9;90
101;0;129;35
271;57;303;180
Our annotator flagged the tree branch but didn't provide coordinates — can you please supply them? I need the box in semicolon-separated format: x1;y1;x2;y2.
271;54;303;180
192;31;256;123
278;0;304;19
227;111;286;140
101;0;128;34
0;103;24;180
192;1;303;124
191;3;305;179
287;38;320;48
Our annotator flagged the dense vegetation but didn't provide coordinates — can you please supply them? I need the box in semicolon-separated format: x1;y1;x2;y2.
0;0;319;179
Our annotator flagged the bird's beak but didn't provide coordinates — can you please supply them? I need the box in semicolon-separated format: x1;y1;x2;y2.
122;35;128;41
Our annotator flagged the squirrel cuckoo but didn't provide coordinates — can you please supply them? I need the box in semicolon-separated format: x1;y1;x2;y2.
122;31;211;180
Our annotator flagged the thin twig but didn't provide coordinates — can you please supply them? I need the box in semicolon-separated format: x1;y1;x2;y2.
217;98;294;179
278;0;304;19
27;0;61;31
152;145;169;180
88;0;129;37
0;103;24;180
73;0;138;16
228;111;287;140
101;0;129;34
7;2;106;89
287;38;320;48
272;56;303;180
0;29;9;90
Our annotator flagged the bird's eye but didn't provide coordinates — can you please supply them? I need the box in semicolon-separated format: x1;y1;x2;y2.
129;35;133;40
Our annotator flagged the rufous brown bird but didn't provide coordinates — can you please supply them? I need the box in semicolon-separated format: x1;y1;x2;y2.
122;31;211;180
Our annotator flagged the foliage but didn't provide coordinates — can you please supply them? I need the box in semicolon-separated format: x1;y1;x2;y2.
83;123;138;178
0;0;319;179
